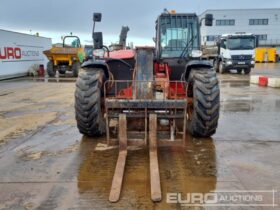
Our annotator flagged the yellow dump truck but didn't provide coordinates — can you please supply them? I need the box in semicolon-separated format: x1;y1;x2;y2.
43;36;85;77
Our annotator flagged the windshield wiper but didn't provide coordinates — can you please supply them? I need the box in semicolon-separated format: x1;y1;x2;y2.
179;34;198;59
179;23;197;60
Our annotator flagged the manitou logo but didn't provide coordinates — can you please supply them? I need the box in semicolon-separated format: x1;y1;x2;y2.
0;47;22;60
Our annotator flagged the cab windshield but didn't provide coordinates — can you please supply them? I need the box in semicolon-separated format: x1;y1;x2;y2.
84;46;93;57
160;15;199;58
227;37;256;50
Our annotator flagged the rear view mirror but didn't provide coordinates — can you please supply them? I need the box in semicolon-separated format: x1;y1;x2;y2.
220;40;226;49
215;39;221;46
93;32;103;49
93;13;102;22
205;14;213;26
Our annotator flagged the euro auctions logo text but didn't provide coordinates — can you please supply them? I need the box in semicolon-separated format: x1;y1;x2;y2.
0;47;21;59
166;190;278;207
0;47;40;60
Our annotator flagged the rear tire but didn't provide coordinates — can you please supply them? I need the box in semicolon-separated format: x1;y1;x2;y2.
187;69;220;137
218;61;226;74
72;62;80;77
75;68;105;137
47;61;56;77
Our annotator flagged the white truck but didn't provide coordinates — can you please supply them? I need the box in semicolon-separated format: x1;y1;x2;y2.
202;33;258;74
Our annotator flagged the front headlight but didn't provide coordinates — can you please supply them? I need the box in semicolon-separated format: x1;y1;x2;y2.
226;60;232;65
190;50;202;58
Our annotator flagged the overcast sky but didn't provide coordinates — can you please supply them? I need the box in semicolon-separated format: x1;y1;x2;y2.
1;0;280;45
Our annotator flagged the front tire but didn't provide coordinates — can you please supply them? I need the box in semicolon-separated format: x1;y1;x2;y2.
218;61;226;74
244;68;251;74
75;69;105;137
187;69;220;137
72;62;80;77
47;61;56;77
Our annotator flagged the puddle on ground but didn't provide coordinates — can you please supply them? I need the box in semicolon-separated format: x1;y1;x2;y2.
0;76;76;84
221;100;255;112
220;80;250;88
221;98;280;113
74;136;217;209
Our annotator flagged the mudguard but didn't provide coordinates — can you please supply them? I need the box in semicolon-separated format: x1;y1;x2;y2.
82;59;110;79
184;60;213;81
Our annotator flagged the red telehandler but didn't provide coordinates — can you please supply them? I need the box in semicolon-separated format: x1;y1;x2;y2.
75;11;219;202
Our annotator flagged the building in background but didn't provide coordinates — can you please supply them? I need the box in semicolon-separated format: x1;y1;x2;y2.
200;8;280;48
0;29;52;80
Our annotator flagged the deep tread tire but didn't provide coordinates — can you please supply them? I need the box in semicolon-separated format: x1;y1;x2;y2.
47;61;56;77
72;62;80;77
75;68;105;137
187;69;220;137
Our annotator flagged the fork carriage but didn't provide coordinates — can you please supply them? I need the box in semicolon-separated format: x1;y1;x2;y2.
104;79;188;147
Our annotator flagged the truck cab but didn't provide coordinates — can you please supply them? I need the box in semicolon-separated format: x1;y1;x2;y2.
215;33;257;74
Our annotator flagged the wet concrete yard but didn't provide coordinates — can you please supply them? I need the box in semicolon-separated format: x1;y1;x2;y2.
0;64;279;209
